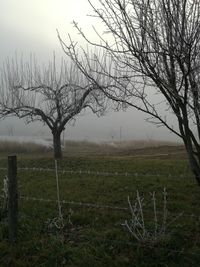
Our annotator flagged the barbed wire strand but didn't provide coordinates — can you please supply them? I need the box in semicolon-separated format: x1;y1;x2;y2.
0;167;193;179
17;195;200;219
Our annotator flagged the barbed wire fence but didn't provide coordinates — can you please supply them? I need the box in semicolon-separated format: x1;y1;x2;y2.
0;165;199;218
1;158;200;258
16;195;200;258
9;195;200;258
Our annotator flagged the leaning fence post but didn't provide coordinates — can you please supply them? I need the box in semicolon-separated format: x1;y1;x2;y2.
8;155;18;244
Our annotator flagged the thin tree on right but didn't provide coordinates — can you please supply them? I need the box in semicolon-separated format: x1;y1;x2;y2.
60;0;200;185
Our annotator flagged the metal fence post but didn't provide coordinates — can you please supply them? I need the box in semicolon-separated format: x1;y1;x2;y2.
8;155;18;244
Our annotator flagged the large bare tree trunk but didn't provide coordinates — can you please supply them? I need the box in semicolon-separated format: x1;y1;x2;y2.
53;131;62;159
188;156;200;186
185;144;200;186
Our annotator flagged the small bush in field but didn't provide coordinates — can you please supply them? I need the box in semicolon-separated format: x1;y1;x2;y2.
122;188;183;245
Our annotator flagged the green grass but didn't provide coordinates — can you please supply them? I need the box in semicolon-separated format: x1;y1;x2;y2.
1;155;200;266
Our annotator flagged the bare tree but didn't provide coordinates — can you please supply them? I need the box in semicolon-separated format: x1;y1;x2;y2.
59;0;200;185
0;55;105;159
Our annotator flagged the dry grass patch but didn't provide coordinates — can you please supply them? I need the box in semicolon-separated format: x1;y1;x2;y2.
0;140;52;154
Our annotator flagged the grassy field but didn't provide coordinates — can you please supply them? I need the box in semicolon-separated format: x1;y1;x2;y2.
1;141;200;266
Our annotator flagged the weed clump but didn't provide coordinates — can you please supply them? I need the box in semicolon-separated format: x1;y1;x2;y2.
123;189;183;245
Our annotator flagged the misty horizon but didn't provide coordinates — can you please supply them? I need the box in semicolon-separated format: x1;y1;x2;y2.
0;0;182;144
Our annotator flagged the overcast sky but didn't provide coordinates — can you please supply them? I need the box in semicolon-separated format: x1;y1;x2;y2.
0;0;180;142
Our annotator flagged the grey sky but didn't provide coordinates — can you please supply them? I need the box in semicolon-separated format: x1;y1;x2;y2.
0;0;180;142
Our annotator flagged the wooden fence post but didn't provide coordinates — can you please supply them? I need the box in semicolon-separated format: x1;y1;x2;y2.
8;155;18;244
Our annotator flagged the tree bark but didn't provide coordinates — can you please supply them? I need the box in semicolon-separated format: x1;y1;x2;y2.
52;131;62;159
185;144;200;186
